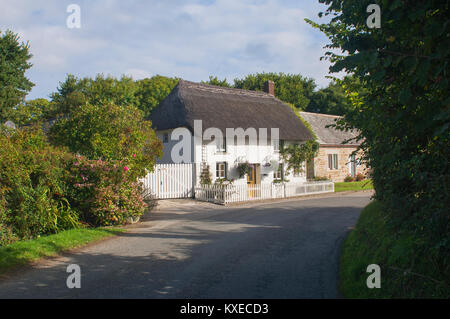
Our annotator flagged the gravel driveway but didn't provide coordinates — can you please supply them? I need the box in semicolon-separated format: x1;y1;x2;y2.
0;191;372;298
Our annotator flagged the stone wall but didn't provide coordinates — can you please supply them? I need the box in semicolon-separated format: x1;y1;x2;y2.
312;146;367;182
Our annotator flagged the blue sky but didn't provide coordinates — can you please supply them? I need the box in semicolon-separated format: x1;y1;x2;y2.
1;0;338;100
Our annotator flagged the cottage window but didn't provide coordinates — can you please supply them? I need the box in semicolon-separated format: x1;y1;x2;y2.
274;163;283;179
216;137;226;153
163;133;169;143
328;154;338;170
216;162;227;178
273;139;280;152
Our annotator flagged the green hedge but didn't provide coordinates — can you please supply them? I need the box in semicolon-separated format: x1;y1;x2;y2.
339;201;449;298
0;125;151;246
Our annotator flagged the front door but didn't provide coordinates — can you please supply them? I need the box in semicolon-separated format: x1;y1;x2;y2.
247;164;260;198
247;165;256;185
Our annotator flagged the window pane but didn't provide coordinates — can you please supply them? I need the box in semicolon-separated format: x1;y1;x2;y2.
216;162;226;178
328;154;333;170
216;137;226;152
273;139;279;152
334;154;338;169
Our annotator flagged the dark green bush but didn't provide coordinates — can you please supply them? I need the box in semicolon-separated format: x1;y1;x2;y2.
49;102;162;179
0;125;81;242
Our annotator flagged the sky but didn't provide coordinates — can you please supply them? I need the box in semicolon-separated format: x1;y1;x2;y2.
0;0;339;100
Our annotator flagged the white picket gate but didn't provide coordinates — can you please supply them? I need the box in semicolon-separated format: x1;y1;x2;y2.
139;164;194;199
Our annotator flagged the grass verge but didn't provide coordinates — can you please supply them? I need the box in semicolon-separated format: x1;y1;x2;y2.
0;227;125;275
335;180;373;192
339;201;449;298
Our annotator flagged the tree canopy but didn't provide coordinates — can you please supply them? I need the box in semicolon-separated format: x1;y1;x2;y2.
135;75;179;117
306;76;362;115
0;30;34;122
49;74;178;119
307;0;449;243
201;76;232;88
234;72;317;110
49;103;162;178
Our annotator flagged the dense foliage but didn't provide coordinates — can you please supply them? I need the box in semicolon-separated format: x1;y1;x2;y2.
49;103;162;179
234;72;317;110
308;0;449;291
0;125;155;245
306;77;363;115
0;126;80;244
67;156;148;226
50;74;138;117
0;30;34;123
9;98;52;126
50;74;178;119
340;201;449;298
201;76;232;88
135;75;179;117
280;141;319;176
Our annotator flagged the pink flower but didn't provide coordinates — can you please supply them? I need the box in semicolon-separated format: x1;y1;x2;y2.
124;166;129;172
132;154;136;158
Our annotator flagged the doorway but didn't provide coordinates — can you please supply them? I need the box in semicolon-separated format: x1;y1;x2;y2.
247;164;261;198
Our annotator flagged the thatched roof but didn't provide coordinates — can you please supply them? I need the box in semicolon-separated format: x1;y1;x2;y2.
299;111;360;146
148;80;313;141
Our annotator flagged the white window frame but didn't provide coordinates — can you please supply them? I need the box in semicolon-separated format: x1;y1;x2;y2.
216;162;227;178
273;139;280;153
273;163;283;179
216;137;226;153
328;153;339;170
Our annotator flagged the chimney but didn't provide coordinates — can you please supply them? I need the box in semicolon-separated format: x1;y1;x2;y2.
264;80;275;96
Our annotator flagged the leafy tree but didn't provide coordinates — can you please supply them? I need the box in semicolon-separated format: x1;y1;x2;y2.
233;72;317;110
0;30;34;122
280;141;319;176
135;75;179;117
10;98;53;126
307;1;449;244
50;74;138;117
201;76;232;88
307;76;362;115
49;103;162;179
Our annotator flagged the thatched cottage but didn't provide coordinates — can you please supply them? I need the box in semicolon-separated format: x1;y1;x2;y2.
149;80;314;186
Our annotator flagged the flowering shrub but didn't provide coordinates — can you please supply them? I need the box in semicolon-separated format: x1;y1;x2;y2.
344;175;355;182
355;173;365;182
67;156;147;226
0;125;80;242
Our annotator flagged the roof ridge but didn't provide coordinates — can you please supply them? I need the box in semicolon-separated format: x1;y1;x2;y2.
179;79;275;99
299;111;342;119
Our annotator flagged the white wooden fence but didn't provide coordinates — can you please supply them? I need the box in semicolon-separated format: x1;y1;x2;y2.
195;181;334;205
140;164;334;203
139;164;194;199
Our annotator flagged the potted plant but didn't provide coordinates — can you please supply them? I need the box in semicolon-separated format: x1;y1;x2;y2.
237;162;250;178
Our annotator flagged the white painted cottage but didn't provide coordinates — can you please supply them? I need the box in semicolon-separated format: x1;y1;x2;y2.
148;80;314;187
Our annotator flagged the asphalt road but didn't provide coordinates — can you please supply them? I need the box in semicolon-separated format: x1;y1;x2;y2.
0;191;372;299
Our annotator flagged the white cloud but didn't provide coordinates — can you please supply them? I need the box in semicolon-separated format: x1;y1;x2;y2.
0;0;337;99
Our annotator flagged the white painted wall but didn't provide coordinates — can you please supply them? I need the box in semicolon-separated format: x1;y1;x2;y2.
156;129;307;186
